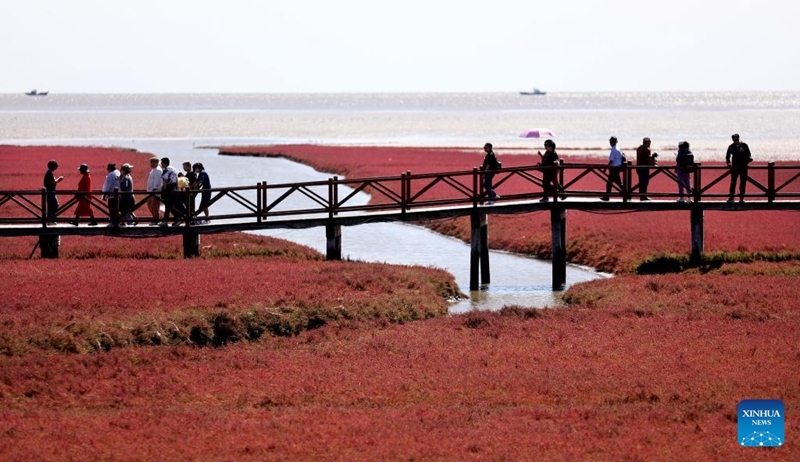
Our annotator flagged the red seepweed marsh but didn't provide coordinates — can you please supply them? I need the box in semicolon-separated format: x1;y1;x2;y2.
1;144;798;460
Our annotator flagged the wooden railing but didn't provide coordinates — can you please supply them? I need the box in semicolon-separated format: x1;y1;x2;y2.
1;162;799;227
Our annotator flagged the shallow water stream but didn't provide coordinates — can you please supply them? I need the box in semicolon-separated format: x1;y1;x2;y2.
18;137;607;312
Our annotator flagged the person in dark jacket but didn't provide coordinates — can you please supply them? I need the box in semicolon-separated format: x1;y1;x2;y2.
725;133;752;203
676;141;693;203
537;139;560;202
119;163;136;226
43;159;64;224
636;137;657;200
480;142;501;204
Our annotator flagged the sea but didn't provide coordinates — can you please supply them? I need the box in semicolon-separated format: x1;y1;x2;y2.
2;91;799;159
2;91;798;311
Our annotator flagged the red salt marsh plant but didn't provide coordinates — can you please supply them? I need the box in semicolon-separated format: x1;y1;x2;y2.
1;272;797;460
0;243;459;354
2;145;798;460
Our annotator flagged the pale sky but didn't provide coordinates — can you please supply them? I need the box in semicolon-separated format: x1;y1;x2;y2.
1;0;797;93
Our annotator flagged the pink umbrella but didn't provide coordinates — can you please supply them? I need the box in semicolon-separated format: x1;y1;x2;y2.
519;128;557;138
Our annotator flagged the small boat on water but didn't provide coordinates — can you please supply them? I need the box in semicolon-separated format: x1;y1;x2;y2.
25;89;49;96
519;88;546;96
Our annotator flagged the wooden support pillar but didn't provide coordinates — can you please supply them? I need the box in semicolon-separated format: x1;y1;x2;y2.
690;206;704;265
470;212;489;290
480;214;490;284
326;223;342;261
183;232;200;258
551;205;567;290
40;234;60;259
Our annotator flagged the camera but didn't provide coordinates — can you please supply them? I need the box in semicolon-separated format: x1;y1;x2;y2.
651;152;658;159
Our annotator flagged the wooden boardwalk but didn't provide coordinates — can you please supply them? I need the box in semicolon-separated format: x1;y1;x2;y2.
3;162;799;290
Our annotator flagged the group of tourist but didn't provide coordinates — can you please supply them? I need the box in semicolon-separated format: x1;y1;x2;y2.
480;134;753;203
43;157;212;226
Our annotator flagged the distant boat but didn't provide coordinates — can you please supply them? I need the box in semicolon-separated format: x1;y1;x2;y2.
519;88;546;96
25;89;49;96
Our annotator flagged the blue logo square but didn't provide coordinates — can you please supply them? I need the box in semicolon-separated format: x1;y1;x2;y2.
738;399;784;447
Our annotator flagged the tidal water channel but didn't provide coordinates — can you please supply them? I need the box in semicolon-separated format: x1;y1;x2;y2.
24;138;607;312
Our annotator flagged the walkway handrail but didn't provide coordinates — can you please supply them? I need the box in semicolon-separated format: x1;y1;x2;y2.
2;162;799;226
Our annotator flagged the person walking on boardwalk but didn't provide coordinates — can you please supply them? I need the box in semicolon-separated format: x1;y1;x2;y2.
537;139;560;202
70;164;97;226
192;162;212;224
146;157;162;225
43;160;64;224
480;142;502;204
725;133;752;203
101;163;121;227
119;163;136;226
601;136;625;201
676;141;694;203
636;137;657;201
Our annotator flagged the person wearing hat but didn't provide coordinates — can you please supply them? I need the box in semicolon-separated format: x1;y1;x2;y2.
70;164;98;226
636;137;658;201
101;163;121;227
119;163;136;226
601;136;625;201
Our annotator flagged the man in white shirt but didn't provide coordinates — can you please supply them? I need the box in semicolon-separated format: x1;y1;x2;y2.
101;163;121;226
601;136;625;201
146;157;163;225
159;157;183;226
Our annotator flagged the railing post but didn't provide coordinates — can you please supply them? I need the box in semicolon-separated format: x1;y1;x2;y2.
111;188;121;227
693;163;702;202
40;188;47;227
472;167;480;207
400;172;407;215
552;163;559;202
262;181;268;220
256;182;263;223
558;159;565;199
768;162;775;202
406;170;411;211
334;176;339;216
328;177;338;218
183;189;192;227
622;161;630;202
